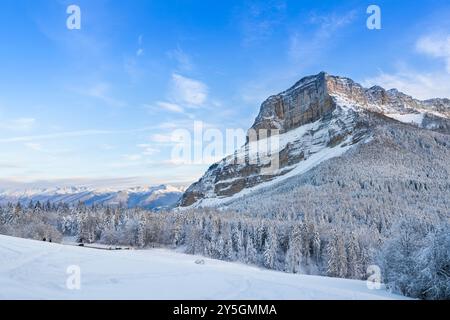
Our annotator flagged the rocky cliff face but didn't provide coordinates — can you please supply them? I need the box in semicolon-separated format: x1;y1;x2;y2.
179;72;450;208
250;72;335;133
250;72;450;135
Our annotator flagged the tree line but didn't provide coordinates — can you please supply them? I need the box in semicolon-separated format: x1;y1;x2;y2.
0;201;448;300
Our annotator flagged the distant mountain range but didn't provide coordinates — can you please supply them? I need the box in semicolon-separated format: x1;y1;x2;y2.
0;185;184;210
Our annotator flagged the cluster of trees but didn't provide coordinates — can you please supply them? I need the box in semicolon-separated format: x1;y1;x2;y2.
0;202;62;242
0;201;448;300
379;217;450;300
0;201;373;278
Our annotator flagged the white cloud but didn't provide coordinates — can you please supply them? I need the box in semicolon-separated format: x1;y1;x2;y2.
171;74;208;106
0;118;36;131
157;101;184;113
362;70;450;100
137;144;160;156
22;142;72;156
24;142;43;151
240;81;278;105
0;127;155;143
308;11;356;38
77;82;126;107
100;144;115;150
0;129;112;143
238;0;287;46
123;154;142;161
167;47;193;71
0;162;21;169
416;34;450;72
136;48;144;57
146;73;207;117
289;10;356;62
239;9;358;106
363;33;450;100
136;35;144;57
151;133;174;144
155;119;205;131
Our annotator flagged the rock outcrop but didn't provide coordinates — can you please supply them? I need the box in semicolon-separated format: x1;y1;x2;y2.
179;72;450;207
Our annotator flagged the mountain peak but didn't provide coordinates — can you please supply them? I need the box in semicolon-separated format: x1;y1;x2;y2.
179;72;450;208
251;73;450;136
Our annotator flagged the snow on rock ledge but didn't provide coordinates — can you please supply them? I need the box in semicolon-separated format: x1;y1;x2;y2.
179;72;450;208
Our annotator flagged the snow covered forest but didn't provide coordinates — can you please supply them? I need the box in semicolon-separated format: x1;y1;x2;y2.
0;201;449;300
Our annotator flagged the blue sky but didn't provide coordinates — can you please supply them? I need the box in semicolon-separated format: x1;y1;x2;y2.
0;0;449;188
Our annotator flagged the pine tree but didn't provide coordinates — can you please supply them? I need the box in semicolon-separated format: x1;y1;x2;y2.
346;233;362;279
285;224;303;273
223;234;233;261
231;224;244;260
380;217;431;297
173;222;183;247
312;230;321;262
245;233;258;264
326;232;347;278
416;225;450;300
137;220;146;248
13;202;22;217
263;227;278;270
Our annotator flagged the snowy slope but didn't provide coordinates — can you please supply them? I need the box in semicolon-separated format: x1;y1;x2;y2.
180;105;365;208
0;235;408;300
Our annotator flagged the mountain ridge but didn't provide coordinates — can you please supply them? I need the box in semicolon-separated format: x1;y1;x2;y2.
0;184;184;210
179;72;450;208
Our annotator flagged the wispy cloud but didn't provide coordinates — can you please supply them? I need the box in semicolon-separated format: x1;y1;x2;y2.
171;74;208;106
239;9;358;106
289;10;356;62
75;82;127;107
0;118;36;131
151;133;174;144
0;127;155;143
156;101;185;113
34;2;110;63
0;162;21;169
363;33;450;100
123;154;142;161
136;34;145;56
0;129;113;143
100;144;116;151
122;35;146;81
24;142;43;151
137;144;160;156
362;69;450;100
240;81;277;105
167;47;193;72
238;0;287;46
416;34;450;72
156;119;209;131
22;142;73;156
146;73;208;118
308;10;357;38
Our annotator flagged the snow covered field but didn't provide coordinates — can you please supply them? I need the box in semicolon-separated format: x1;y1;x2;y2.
0;235;407;300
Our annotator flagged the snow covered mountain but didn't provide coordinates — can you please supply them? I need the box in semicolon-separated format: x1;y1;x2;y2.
179;72;450;209
0;185;184;210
